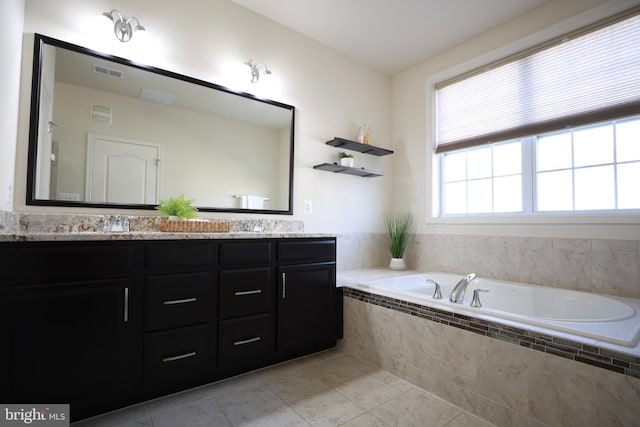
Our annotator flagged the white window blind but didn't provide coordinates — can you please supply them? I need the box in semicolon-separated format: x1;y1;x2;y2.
435;8;640;153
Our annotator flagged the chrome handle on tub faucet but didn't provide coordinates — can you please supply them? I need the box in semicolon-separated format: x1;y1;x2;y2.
426;279;442;299
470;288;489;308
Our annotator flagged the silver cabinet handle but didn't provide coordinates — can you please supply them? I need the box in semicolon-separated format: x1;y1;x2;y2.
163;297;197;305
282;272;286;299
234;337;261;346
234;290;262;296
162;351;197;362
124;287;129;323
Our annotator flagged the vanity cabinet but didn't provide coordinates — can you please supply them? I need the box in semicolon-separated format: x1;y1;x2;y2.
277;239;337;358
0;241;140;420
0;236;338;422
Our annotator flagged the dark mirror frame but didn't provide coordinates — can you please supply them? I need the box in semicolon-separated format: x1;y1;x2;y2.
27;34;295;215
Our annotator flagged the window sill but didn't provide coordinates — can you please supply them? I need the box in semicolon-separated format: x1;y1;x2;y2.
431;211;640;225
425;212;640;240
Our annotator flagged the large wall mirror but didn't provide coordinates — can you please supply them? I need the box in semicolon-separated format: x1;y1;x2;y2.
27;34;295;214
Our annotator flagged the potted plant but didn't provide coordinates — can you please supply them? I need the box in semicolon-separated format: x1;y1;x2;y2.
384;212;413;270
339;152;354;167
156;194;198;219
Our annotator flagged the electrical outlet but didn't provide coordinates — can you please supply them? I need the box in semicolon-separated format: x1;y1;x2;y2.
304;200;312;214
6;184;13;203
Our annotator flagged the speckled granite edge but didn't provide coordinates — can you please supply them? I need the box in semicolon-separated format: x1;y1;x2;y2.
0;231;335;242
0;211;19;234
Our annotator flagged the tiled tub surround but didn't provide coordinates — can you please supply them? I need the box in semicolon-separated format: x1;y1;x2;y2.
339;271;640;427
407;233;640;300
336;232;640;300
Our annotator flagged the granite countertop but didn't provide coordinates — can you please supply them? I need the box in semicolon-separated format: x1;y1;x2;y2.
0;231;336;242
0;213;337;241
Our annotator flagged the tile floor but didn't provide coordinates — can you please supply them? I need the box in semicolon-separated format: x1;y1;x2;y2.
73;350;495;427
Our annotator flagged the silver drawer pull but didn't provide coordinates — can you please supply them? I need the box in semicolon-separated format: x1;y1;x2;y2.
234;289;262;296
162;351;197;362
163;297;197;305
233;337;261;346
124;287;129;323
282;273;286;299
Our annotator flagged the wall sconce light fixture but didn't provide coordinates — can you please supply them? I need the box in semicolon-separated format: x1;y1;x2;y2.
103;9;146;42
245;59;272;83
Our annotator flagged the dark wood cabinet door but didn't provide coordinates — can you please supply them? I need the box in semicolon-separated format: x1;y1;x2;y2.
6;279;134;418
277;262;336;358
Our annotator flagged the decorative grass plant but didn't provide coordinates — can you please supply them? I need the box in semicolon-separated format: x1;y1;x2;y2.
384;212;413;259
156;194;198;219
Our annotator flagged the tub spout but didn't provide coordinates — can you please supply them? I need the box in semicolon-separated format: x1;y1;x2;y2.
449;273;477;303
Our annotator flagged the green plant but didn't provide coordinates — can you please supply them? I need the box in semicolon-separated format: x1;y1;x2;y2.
156;194;198;219
384;212;413;258
339;152;354;158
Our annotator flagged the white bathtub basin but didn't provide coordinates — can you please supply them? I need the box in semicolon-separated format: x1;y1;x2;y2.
359;272;640;347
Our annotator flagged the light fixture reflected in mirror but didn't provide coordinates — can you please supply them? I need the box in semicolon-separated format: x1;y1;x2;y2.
102;9;146;42
245;59;272;83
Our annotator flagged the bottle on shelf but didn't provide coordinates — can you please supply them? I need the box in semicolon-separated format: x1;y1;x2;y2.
358;124;371;145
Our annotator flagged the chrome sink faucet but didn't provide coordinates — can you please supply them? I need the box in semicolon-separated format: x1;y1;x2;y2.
449;273;477;303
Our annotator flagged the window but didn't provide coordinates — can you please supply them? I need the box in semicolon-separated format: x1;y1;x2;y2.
435;7;640;217
439;116;640;215
441;141;523;214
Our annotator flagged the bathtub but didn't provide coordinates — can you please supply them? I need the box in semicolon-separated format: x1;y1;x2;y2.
357;272;640;348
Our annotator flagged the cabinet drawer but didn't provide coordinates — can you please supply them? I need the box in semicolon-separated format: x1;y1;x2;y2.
277;239;335;263
0;242;133;285
145;273;211;332
219;241;272;267
144;325;213;390
219;268;271;319
219;314;274;369
145;242;211;271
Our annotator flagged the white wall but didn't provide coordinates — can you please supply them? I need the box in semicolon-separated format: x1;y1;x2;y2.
0;0;25;212
392;0;640;240
15;0;393;232
13;0;638;240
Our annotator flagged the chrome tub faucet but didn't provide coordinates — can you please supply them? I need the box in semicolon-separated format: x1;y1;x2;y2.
449;273;477;303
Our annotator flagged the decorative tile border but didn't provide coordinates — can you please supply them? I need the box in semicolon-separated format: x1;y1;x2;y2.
343;286;640;379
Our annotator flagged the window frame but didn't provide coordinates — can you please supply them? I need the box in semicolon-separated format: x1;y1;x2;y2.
426;3;640;229
437;120;640;219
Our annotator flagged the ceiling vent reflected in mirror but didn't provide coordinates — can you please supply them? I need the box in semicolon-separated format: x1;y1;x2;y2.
93;64;124;78
139;88;175;105
90;105;113;124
